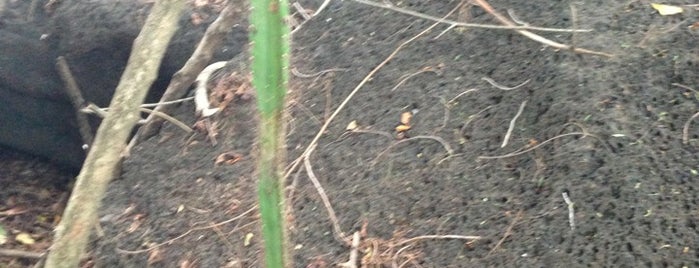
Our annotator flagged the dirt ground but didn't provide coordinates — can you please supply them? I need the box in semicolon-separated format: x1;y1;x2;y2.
2;0;699;267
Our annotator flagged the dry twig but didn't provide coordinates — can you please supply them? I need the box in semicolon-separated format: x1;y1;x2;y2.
487;211;522;256
480;132;592;160
338;231;361;268
682;112;699;144
373;135;454;166
351;0;592;33
501;100;527;148
472;0;612;57
0;248;44;259
481;77;530;91
303;145;347;243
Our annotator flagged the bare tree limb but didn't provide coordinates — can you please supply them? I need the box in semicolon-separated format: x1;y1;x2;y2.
44;1;185;267
56;56;94;148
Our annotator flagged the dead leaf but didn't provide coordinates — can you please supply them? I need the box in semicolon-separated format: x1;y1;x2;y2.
244;233;253;246
15;233;35;245
147;247;163;265
346;120;359;131
651;3;683;15
215;152;243;166
400;111;412;125
395;124;411;132
126;214;145;233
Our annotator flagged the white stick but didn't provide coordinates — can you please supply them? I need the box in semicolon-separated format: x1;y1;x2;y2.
562;192;575;231
194;61;227;117
502;100;527;148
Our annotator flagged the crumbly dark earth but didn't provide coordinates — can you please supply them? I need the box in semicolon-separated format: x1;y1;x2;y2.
2;0;699;267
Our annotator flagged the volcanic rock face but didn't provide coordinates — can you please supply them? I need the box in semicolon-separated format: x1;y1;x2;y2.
0;0;246;170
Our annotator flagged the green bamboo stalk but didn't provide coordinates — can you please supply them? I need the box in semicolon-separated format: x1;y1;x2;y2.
249;0;290;266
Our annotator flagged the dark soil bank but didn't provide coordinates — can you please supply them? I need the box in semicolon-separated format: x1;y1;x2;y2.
3;0;699;267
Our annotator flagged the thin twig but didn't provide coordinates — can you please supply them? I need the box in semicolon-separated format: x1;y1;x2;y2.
141;108;193;133
437;97;449;133
672;83;698;94
373;135;454;165
472;0;612;57
481;77;530;91
290;0;332;34
313;0;332;16
83;104;193;133
338;231;361;268
448;88;479;104
303;145;347;243
487;210;522;256
139;96;195;108
0;248;44;259
291;67;349;78
394;234;481;246
351;0;592;33
350;129;395;140
479;132;588;159
292;2;312;20
682;112;699;144
501;100;527;148
391;67;439;91
569;3;578;51
506;9;527;26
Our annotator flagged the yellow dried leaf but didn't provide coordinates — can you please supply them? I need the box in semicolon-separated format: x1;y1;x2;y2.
651;3;683;16
346;120;358;131
400;111;413;125
15;233;35;245
395;124;411;132
244;233;254;246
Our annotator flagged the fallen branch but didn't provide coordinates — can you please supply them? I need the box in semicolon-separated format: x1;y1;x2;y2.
56;56;94;148
44;1;185;266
